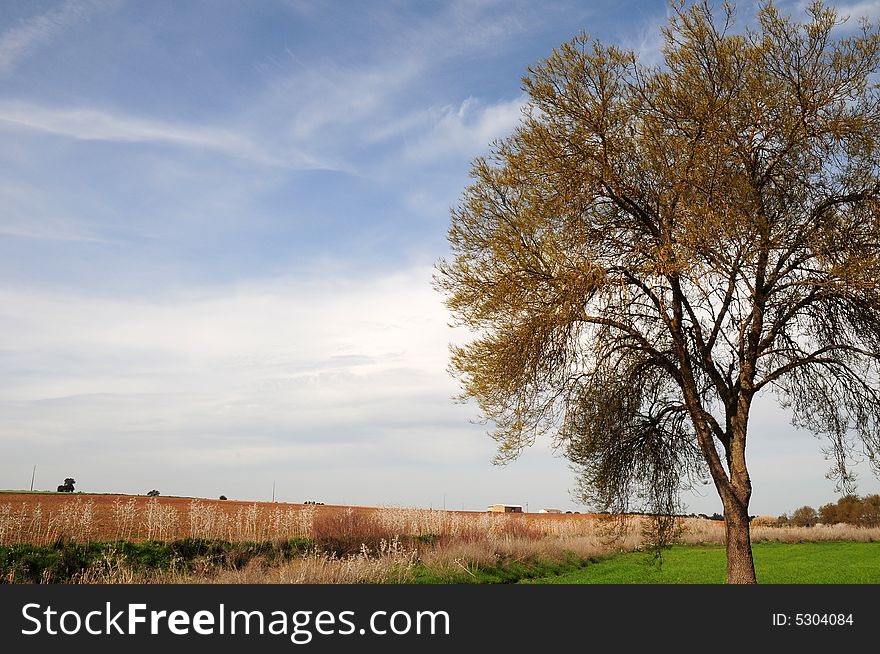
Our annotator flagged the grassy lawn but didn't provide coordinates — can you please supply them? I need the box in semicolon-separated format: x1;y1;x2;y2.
522;541;880;584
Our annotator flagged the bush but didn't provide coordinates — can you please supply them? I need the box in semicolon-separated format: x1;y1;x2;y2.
147;490;160;497
312;508;394;556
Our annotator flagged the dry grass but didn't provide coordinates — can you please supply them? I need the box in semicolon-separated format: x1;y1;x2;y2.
4;496;878;549
0;497;614;546
3;494;879;584
0;496;650;584
66;537;421;585
0;499;95;545
0;495;319;545
677;517;880;544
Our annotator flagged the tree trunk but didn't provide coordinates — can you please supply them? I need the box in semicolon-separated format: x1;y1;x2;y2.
723;497;757;584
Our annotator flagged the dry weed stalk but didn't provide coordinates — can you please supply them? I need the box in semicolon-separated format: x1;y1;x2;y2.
47;498;94;543
112;498;138;541
0;503;34;545
145;498;179;541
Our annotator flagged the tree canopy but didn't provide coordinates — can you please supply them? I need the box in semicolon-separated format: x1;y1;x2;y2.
437;0;880;583
57;478;76;493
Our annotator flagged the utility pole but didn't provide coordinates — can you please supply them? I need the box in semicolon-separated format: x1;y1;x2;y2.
30;465;36;492
272;481;276;503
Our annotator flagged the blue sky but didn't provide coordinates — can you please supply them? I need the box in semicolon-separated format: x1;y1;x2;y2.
2;0;879;516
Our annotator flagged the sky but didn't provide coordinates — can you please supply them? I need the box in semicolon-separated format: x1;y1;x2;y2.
2;0;880;517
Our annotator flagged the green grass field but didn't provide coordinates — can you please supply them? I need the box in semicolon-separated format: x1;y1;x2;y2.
523;541;880;584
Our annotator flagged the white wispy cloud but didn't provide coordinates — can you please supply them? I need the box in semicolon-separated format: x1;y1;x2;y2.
375;96;526;222
0;223;109;243
402;97;526;163
0;0;118;75
828;1;880;27
0;101;307;166
617;6;671;68
789;0;880;21
252;1;536;158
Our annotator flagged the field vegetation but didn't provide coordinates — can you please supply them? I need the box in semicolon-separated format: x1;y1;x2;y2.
1;493;878;583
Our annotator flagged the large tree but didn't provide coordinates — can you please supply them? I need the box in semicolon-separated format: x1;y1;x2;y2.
437;0;880;583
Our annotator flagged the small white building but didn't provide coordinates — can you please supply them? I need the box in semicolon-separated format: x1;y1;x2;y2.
538;508;563;514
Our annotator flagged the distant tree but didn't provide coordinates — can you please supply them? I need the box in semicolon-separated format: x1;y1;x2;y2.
219;495;228;500
837;494;865;525
57;478;75;493
819;493;880;526
862;494;880;526
818;502;838;525
790;506;818;527
147;490;160;497
437;1;880;584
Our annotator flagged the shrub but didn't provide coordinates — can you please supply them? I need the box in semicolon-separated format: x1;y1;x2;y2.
312;508;395;556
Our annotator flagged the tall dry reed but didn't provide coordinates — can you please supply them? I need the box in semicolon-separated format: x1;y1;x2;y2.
0;499;96;545
677;517;880;544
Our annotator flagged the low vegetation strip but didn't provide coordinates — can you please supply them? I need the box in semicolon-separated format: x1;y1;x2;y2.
8;540;879;585
0;538;596;584
522;542;880;584
3;493;880;584
0;538;314;584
